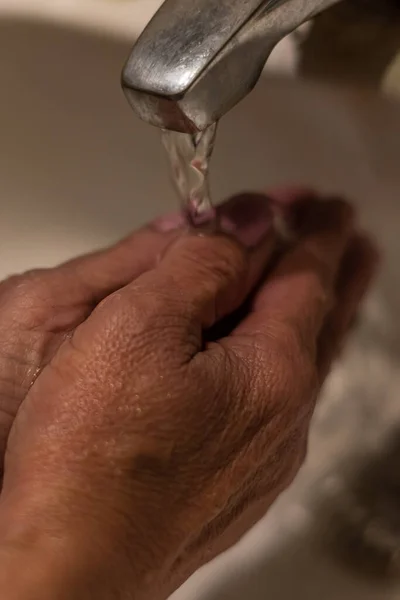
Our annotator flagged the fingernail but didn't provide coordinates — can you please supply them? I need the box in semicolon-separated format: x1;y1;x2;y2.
218;193;273;248
152;211;186;233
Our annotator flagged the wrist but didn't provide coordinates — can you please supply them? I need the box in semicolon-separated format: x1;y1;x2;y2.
0;536;67;600
0;497;104;600
0;490;172;600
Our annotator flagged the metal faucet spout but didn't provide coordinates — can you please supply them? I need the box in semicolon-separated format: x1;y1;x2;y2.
122;0;340;133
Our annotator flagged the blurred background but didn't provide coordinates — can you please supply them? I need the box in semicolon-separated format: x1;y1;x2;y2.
1;1;400;599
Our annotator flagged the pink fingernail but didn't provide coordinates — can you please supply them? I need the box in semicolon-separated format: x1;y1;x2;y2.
153;194;273;247
218;193;274;248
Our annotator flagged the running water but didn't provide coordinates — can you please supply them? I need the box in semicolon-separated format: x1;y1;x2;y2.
161;123;218;229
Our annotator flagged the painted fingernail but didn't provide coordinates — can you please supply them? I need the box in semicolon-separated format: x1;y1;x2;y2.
218;193;274;248
152;211;186;232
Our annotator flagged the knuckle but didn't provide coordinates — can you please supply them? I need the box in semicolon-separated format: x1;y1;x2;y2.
0;274;18;297
310;277;334;316
248;322;317;414
95;284;188;352
314;287;333;319
177;236;248;288
304;270;332;305
261;318;304;360
1;269;51;311
270;318;317;367
96;287;161;328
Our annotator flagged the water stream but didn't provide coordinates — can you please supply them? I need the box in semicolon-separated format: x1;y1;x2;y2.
161;123;218;229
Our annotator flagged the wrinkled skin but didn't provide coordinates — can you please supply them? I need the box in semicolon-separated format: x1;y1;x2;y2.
0;190;377;600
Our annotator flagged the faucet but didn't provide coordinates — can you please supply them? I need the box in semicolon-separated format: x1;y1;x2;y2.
121;0;342;134
121;0;400;134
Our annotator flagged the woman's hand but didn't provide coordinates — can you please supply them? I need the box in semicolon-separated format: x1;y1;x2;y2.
0;191;377;600
0;214;183;465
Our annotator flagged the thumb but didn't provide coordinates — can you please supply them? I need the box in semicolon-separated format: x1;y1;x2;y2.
132;193;278;330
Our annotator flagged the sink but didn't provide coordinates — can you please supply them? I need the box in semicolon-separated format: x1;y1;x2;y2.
1;13;400;600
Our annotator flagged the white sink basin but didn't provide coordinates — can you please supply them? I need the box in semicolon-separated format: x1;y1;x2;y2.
1;12;400;600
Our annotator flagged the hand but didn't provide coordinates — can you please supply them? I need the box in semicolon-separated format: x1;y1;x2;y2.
0;220;182;468
0;190;377;600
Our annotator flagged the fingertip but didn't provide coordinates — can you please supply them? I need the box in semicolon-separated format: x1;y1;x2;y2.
144;194;280;330
217;192;274;249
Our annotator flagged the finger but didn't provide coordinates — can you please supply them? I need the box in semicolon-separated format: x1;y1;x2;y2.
0;216;186;315
52;219;185;302
128;193;278;330
267;186;318;212
267;187;319;243
317;233;380;381
60;188;307;302
269;186;319;209
231;198;355;350
0;214;184;409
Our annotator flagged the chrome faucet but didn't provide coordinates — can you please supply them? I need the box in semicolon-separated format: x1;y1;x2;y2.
121;0;341;133
122;0;400;133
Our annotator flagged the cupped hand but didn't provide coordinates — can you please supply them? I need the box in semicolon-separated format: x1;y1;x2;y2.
0;191;377;600
0;217;183;465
